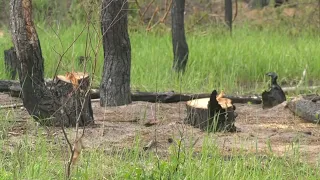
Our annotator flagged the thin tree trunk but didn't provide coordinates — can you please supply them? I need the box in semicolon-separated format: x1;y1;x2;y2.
171;0;189;73
9;0;93;127
225;0;232;32
100;0;132;106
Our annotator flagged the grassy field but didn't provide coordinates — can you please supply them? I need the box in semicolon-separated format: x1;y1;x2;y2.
0;114;320;179
1;7;320;178
1;23;320;94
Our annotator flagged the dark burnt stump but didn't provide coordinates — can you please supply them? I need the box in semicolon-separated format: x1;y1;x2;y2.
185;90;237;132
4;47;18;79
51;72;94;127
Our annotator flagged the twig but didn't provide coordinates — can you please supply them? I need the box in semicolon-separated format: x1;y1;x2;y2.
160;0;172;23
0;103;23;109
141;0;155;19
146;6;159;31
143;139;157;151
134;0;143;23
147;0;172;31
233;0;238;22
296;66;307;88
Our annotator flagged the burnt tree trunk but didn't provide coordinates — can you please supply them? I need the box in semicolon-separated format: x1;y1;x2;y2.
100;0;132;106
4;47;18;79
9;0;93;127
225;0;233;32
171;0;189;73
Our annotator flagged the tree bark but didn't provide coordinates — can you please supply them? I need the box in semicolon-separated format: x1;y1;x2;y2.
9;0;93;127
171;0;189;73
287;96;320;124
225;0;232;32
100;0;132;106
4;47;18;79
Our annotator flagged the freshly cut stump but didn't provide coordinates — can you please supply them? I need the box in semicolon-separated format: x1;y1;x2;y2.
52;72;94;127
185;90;237;132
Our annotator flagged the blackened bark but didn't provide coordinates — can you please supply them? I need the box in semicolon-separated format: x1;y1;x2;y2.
4;47;18;79
225;0;232;32
9;0;93;127
100;0;131;106
171;0;189;73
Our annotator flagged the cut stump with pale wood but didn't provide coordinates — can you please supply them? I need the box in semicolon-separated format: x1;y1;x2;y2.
185;90;237;132
51;72;94;127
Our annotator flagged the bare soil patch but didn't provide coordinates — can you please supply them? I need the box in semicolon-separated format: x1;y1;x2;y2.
1;93;320;165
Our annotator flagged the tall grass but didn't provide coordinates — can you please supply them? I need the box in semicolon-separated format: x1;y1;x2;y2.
1;24;319;94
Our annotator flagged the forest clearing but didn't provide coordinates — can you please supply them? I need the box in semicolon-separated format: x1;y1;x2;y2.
1;0;320;179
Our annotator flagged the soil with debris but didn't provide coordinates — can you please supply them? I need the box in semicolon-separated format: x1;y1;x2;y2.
1;93;320;165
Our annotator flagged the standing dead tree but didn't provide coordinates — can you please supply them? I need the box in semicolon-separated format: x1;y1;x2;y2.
9;0;94;127
171;0;189;73
225;0;233;32
100;0;132;106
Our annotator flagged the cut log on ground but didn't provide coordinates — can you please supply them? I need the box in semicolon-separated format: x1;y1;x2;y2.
185;90;237;132
287;96;320;124
4;47;18;79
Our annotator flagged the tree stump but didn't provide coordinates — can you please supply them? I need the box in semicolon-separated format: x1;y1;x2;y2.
185;90;237;132
4;47;18;79
51;72;94;127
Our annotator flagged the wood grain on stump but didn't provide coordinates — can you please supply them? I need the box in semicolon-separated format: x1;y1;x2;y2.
185;90;237;132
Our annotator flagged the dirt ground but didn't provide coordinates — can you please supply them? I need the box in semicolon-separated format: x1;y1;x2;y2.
1;93;320;165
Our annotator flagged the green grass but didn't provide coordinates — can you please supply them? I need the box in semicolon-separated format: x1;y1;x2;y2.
1;24;320;94
1;23;320;179
0;115;319;179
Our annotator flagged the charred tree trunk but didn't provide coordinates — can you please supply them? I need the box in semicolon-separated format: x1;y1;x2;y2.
4;47;18;79
225;0;233;32
171;0;189;73
100;0;132;106
9;0;93;127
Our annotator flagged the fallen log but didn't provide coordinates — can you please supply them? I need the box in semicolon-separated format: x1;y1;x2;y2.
0;79;54;92
8;86;262;104
185;90;237;132
282;86;320;93
287;96;320;124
